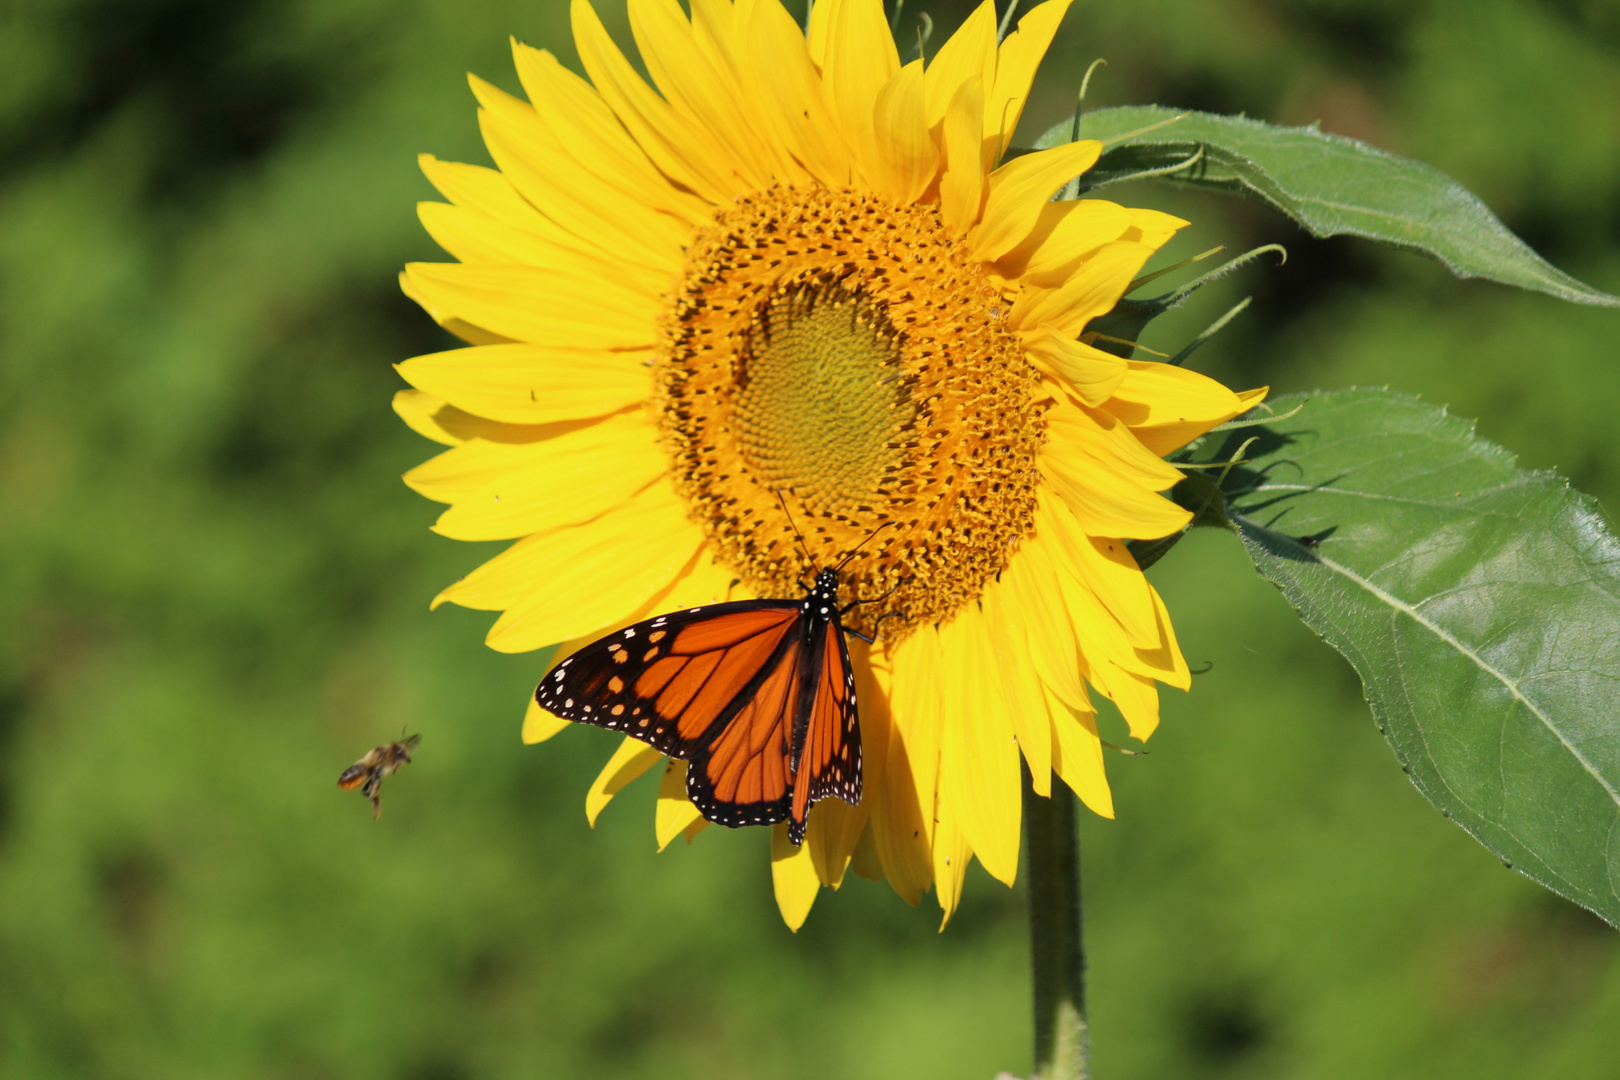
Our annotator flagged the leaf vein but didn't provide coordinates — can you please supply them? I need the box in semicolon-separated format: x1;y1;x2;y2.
1313;550;1620;812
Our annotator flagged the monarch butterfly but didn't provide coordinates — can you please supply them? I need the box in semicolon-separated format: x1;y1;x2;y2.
536;543;891;846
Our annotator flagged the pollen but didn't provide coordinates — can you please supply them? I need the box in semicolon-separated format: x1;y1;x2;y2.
655;186;1044;638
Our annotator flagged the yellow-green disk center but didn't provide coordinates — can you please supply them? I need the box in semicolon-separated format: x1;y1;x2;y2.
733;281;914;513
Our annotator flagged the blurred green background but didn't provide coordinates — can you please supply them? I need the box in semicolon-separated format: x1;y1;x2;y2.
2;0;1618;1076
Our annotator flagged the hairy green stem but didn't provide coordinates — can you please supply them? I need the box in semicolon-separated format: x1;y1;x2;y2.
1024;772;1089;1080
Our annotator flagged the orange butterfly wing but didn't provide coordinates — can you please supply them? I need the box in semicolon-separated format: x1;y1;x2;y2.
537;575;864;844
786;617;861;841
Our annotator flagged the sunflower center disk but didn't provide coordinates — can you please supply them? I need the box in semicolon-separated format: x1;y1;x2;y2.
656;187;1046;639
733;283;912;513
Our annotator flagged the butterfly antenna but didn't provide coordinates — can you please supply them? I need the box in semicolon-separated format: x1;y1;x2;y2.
832;520;895;573
773;488;817;568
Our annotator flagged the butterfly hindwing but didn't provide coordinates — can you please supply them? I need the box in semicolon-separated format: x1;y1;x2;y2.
804;617;862;802
684;627;802;830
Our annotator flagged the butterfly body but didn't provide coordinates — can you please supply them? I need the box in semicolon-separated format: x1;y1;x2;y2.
537;568;860;845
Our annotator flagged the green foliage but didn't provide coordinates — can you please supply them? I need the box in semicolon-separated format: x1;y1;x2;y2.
1036;106;1620;308
1190;391;1620;926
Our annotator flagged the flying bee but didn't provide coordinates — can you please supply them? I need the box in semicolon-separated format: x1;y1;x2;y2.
337;732;420;820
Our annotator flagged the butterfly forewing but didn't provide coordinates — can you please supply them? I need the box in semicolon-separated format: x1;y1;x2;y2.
537;602;801;758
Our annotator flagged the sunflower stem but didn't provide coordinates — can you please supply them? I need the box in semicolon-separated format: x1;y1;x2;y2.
1025;771;1090;1080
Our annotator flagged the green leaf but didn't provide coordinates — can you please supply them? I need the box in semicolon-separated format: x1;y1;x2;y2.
1035;106;1620;308
1195;389;1620;925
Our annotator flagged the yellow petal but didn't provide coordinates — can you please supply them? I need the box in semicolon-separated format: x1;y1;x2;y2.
396;343;651;426
1022;329;1127;406
1126;206;1192;252
807;799;864;888
739;0;855;186
931;803;973;929
1105;362;1268;456
818;0;900;179
628;0;776;188
1036;528;1169;737
804;0;831;67
997;199;1138;286
430;415;667;542
871;60;936;205
403;262;659;350
1099;665;1162;742
849;824;885;881
886;625;945;850
1041;402;1192;539
687;0;813;184
393;388;559;450
866;644;933;905
419;154;665;278
1047;393;1190;493
1010;239;1153;337
848;637;890;804
922;0;996;132
986;0;1074;157
571;0;741;202
1002;529;1090;712
1138;583;1192;690
510;41;713;226
522;693;572;743
939;76;986;237
416;201;518;267
421;197;675;300
687;0;738;64
394;389;462;447
772;821;822;931
1042;498;1160;648
937;607;1021;886
656;759;706;849
971;141;1102;262
587;737;663;826
981;573;1053;796
1045;684;1113;818
435;483;704;653
1037;516;1178;719
402;415;613;504
399;269;514;347
470;75;692;269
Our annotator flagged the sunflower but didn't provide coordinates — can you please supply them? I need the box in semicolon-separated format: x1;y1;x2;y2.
395;0;1264;930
